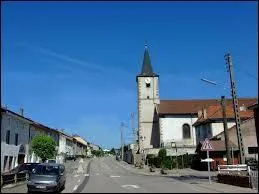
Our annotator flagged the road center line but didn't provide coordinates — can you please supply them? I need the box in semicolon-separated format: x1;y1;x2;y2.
110;175;120;178
73;185;78;191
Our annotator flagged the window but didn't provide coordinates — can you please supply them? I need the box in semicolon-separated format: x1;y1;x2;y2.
6;130;10;144
147;96;150;99
8;118;11;125
182;124;191;139
146;83;150;88
15;133;19;146
4;156;8;171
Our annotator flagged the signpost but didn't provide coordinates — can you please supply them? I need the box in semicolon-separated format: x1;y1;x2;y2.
201;138;213;184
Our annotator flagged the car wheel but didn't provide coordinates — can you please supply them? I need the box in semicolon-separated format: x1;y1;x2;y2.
61;182;65;191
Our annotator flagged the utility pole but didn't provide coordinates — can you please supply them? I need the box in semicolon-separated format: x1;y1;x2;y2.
225;53;245;164
221;96;232;164
120;122;124;161
131;113;136;143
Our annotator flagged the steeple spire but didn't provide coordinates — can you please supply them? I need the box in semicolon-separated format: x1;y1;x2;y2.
140;45;157;76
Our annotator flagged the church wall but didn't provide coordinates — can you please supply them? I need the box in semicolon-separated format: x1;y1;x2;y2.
159;115;198;147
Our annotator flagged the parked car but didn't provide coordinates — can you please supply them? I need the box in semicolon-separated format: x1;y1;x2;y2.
27;163;66;193
2;163;39;175
45;159;56;163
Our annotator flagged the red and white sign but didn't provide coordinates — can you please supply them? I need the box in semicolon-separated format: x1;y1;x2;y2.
201;138;213;151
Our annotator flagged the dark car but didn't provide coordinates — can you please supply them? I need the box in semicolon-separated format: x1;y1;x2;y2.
27;163;66;193
2;163;39;175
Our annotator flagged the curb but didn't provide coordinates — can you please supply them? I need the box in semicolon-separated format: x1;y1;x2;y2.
1;181;27;189
73;159;92;193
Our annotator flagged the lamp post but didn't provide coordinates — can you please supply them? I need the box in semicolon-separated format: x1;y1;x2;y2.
171;141;178;169
201;78;232;165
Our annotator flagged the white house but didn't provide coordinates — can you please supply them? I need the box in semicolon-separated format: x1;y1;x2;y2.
1;107;32;172
1;107;62;171
193;104;254;144
58;130;74;157
135;46;258;158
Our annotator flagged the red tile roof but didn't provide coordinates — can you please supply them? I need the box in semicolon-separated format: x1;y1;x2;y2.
159;98;257;115
193;104;254;126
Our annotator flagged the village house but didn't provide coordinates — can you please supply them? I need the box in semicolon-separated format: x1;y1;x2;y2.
193;103;254;144
1;107;32;172
58;130;75;160
212;117;258;161
73;135;89;157
1;107;96;172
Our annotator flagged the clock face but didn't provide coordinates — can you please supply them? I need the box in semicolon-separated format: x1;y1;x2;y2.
145;78;151;84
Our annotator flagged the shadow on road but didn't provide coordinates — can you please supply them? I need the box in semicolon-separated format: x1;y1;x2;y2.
167;175;217;182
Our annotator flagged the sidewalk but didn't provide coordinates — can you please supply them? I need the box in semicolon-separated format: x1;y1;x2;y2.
62;158;91;193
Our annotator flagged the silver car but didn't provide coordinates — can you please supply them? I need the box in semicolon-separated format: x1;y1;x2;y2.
27;163;66;193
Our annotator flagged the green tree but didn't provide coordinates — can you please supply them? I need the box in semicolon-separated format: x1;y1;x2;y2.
31;134;57;162
110;148;116;155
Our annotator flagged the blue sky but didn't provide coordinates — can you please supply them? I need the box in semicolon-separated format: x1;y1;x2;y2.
2;2;258;149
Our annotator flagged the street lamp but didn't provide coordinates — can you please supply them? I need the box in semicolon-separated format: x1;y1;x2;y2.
171;141;178;169
201;78;232;165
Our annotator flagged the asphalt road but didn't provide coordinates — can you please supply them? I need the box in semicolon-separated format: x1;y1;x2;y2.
81;156;257;193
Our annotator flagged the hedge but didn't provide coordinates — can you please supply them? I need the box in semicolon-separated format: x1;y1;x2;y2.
147;154;197;169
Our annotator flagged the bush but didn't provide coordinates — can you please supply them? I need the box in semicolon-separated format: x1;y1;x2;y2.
158;148;167;158
153;157;162;168
162;156;173;169
146;154;155;166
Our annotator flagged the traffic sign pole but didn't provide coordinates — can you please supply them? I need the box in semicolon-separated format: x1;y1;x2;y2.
207;150;211;184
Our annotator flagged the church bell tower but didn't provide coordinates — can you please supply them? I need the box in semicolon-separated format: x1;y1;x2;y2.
136;45;160;152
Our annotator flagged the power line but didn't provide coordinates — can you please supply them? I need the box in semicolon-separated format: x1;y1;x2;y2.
235;66;258;81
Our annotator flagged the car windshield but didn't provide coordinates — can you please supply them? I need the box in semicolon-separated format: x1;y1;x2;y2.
33;165;59;175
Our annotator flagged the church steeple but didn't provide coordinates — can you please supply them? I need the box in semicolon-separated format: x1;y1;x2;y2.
139;45;158;77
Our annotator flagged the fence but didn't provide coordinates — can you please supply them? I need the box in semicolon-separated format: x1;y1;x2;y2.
218;164;249;176
248;167;258;190
218;164;258;190
1;172;28;188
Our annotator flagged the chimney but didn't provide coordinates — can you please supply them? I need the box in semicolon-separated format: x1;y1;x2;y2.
20;108;24;116
198;110;203;118
202;107;207;119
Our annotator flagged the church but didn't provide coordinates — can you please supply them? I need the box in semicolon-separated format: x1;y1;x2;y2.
135;46;257;160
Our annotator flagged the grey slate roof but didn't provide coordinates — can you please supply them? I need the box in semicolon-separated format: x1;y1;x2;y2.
138;45;158;77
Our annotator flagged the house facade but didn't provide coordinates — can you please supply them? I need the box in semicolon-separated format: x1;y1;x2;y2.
212;117;258;161
1;107;32;172
58;131;74;158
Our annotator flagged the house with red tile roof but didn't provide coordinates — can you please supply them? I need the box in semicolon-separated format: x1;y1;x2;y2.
211;116;257;161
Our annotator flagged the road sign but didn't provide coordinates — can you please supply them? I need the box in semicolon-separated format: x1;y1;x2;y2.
201;138;213;151
201;158;214;162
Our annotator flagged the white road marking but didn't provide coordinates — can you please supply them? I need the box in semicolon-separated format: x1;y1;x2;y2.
73;185;78;191
84;173;89;176
121;185;140;189
110;175;120;178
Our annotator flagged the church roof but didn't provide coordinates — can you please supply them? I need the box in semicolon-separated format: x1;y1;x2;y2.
159;98;257;115
137;45;158;77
